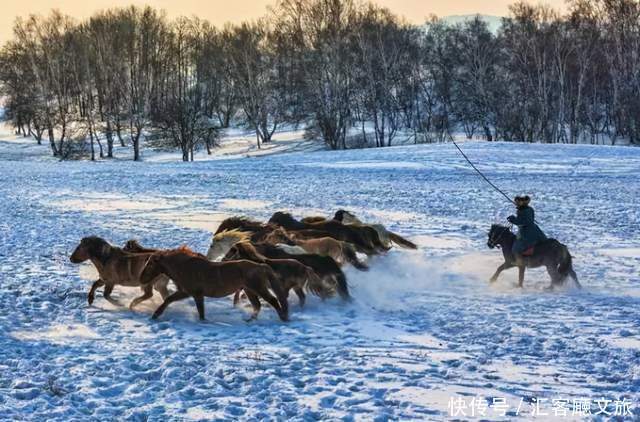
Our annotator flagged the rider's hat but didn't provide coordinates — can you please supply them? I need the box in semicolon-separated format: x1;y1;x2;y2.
514;195;530;204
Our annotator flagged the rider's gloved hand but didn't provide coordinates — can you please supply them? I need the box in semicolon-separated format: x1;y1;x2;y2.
507;216;516;224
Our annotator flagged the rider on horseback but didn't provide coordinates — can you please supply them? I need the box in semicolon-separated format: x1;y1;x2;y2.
507;195;547;256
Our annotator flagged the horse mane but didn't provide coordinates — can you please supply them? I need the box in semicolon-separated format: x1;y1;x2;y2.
491;224;510;231
269;212;306;230
215;216;265;234
125;239;142;248
213;229;252;243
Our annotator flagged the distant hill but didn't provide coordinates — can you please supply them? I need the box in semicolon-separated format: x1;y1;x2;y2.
440;14;503;33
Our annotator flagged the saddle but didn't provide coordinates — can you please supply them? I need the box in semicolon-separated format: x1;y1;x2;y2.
522;246;535;256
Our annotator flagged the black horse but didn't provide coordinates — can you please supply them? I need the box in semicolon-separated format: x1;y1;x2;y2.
487;224;580;289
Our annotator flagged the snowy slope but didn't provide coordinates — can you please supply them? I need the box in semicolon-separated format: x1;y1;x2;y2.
0;128;639;419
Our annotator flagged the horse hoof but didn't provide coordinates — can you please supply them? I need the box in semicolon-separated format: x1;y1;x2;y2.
87;296;94;305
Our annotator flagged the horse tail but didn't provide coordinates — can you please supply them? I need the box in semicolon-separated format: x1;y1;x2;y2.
343;243;369;271
388;231;418;249
557;246;581;288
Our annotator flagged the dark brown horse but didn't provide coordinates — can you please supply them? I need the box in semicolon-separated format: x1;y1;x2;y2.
487;225;580;289
247;242;351;301
269;211;388;255
334;210;417;249
70;236;170;308
209;232;351;302
224;241;330;307
140;247;289;321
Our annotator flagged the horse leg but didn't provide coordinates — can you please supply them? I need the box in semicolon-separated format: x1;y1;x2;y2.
489;263;511;283
233;290;242;306
294;287;306;308
569;269;581;288
243;290;261;322
249;281;288;322
130;284;153;309
193;294;205;321
103;283;114;300
517;266;525;288
88;279;105;305
544;266;557;290
151;291;190;320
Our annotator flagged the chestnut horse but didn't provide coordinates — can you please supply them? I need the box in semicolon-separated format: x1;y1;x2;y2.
140;248;289;321
70;236;170;308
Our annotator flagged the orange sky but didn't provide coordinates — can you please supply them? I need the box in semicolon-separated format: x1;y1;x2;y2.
0;0;568;43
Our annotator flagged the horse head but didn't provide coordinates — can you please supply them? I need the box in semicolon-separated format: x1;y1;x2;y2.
487;225;513;249
70;236;111;264
123;239;144;252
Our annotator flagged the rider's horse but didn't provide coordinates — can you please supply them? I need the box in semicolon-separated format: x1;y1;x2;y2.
487;225;580;289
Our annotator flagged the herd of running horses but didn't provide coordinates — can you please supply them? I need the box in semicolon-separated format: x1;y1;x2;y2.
69;210;579;322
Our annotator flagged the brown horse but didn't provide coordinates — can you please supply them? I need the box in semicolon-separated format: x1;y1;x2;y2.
269;211;388;255
209;231;351;301
140;247;289;321
264;227;369;271
213;217;332;244
214;217;269;235
70;236;170;308
224;241;330;307
235;243;350;301
334;210;417;249
487;224;580;289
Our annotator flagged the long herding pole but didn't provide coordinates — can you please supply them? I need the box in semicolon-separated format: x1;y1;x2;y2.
451;139;515;205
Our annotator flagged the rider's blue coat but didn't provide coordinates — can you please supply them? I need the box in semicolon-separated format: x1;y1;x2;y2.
508;206;547;253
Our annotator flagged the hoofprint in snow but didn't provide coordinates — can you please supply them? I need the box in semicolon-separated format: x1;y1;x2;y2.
0;127;639;420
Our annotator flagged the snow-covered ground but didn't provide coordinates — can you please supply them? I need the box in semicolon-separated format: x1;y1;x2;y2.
0;125;639;420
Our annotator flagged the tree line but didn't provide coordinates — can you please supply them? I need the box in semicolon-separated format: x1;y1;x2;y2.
0;0;638;161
